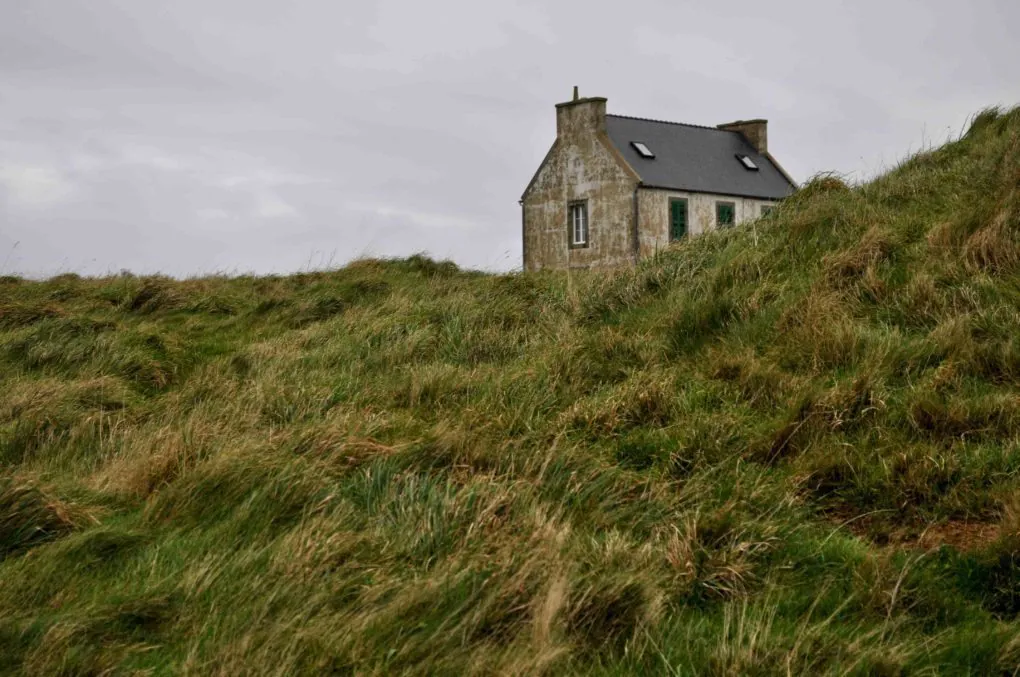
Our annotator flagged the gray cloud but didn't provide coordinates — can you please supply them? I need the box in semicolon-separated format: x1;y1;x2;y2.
1;0;1018;277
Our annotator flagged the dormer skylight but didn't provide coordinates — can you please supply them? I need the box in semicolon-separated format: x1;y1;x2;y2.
631;141;655;158
737;154;759;171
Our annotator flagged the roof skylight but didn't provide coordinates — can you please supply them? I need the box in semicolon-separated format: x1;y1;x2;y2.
631;141;655;158
737;155;759;171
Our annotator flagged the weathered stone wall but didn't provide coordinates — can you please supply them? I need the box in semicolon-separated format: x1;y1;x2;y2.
636;188;778;258
522;98;639;271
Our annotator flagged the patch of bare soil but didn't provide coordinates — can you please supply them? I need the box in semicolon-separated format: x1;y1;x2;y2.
913;521;1001;551
827;510;1001;553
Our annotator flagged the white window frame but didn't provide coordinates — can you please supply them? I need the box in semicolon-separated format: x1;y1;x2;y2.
568;201;588;248
737;154;759;171
631;141;655;158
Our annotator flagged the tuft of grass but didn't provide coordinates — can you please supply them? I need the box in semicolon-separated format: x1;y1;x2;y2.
0;479;81;559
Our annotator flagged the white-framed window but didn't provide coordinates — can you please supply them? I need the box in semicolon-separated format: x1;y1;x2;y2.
631;141;655;158
568;200;589;248
736;154;759;170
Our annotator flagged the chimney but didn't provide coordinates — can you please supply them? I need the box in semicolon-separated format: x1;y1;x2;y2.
717;119;768;154
555;86;607;139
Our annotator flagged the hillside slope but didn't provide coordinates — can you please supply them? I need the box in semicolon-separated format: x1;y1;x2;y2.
1;106;1020;675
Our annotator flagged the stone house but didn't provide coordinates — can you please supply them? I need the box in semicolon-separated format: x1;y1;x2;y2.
520;89;798;271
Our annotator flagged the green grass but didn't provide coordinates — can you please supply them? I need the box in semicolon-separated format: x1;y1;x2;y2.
1;107;1020;675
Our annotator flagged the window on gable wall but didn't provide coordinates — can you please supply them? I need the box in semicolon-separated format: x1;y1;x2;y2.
568;200;589;248
716;201;736;228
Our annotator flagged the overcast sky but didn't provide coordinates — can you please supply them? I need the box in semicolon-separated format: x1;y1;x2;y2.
1;0;1017;277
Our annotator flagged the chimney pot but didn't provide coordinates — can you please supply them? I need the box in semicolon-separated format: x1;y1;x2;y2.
573;85;579;101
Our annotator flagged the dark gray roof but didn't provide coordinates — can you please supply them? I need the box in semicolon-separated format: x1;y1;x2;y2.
605;115;796;200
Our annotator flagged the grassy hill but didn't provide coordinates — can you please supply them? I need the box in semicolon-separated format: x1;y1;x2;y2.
2;106;1020;675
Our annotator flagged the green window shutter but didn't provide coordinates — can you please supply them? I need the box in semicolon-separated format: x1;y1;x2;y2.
717;202;735;228
670;199;687;241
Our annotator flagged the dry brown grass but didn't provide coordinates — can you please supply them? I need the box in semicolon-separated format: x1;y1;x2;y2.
774;289;863;371
964;201;1020;273
823;225;899;286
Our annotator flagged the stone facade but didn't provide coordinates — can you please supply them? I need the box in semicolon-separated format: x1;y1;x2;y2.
521;96;639;270
521;92;789;272
636;188;778;259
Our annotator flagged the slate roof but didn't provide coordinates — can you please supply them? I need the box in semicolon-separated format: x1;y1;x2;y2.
605;115;796;200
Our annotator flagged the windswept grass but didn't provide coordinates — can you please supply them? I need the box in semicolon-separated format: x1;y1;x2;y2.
1;106;1020;674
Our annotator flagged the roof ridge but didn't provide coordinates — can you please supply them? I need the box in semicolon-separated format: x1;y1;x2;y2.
606;113;730;133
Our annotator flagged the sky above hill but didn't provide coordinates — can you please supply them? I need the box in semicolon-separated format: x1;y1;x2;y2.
1;0;1017;277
